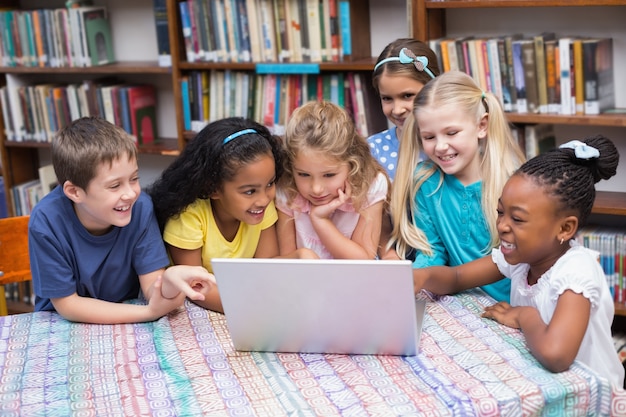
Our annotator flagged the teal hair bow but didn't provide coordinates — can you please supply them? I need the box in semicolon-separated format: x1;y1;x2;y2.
374;48;436;79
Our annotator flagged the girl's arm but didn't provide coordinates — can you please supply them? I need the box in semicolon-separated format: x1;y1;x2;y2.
276;210;298;256
483;290;589;373
169;246;224;313
413;255;504;295
312;200;384;259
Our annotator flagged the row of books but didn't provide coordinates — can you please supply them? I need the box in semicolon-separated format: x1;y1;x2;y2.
10;165;57;217
576;226;626;304
0;76;158;145
0;6;115;68
180;70;387;137
178;0;352;63
429;34;615;115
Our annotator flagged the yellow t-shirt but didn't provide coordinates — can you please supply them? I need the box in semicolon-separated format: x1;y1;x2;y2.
163;198;278;273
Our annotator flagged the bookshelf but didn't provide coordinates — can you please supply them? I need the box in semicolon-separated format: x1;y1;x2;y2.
411;0;626;316
166;0;387;145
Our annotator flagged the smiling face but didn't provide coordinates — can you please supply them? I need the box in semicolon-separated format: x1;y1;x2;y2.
417;102;487;185
496;174;573;280
71;154;141;235
292;149;350;206
378;73;425;138
211;153;277;227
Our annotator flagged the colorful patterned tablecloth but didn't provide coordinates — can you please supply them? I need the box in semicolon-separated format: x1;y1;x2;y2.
0;289;624;416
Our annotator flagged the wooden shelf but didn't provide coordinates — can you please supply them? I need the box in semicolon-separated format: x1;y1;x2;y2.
3;138;179;156
593;192;626;216
616;302;626;317
179;58;378;72
507;113;626;127
424;0;626;8
0;61;171;74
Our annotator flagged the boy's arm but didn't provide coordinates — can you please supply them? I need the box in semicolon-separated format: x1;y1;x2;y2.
51;275;180;324
413;255;504;295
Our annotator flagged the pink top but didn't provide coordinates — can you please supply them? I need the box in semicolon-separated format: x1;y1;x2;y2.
276;173;388;259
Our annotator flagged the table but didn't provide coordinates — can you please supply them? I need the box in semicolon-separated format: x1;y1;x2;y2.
0;289;624;416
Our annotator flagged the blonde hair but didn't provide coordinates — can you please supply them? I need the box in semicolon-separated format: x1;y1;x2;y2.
388;71;525;258
280;101;389;211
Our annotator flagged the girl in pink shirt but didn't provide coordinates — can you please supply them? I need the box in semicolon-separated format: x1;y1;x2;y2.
276;101;390;259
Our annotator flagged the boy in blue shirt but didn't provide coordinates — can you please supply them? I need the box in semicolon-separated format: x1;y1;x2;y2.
29;117;214;323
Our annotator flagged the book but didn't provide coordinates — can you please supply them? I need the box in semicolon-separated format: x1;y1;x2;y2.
273;0;290;62
558;37;573;115
153;0;171;66
236;0;252;62
533;32;555;114
573;38;585;115
504;33;523;112
245;0;262;62
80;7;115;66
180;76;191;131
520;39;539;114
544;38;560;114
524;123;556;160
38;163;58;196
306;0;322;62
258;0;277;62
190;0;208;62
338;0;350;58
117;86;132;134
178;1;195;62
511;38;527;114
0;176;8;218
328;0;339;62
127;85;158;145
223;0;239;62
582;37;614;115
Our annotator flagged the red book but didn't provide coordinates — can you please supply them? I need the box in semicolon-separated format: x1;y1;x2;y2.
127;85;158;145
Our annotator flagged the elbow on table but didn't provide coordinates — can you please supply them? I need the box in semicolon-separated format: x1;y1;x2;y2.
535;348;575;374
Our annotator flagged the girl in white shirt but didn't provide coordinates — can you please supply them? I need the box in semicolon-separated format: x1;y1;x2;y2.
413;134;624;387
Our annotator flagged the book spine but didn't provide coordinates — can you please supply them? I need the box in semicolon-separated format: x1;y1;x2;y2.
178;2;195;62
180;77;191;131
573;39;585;115
511;40;527;114
338;0;350;57
583;38;614;115
153;0;171;66
521;40;539;114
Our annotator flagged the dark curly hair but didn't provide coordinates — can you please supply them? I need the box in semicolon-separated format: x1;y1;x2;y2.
516;134;619;228
148;117;285;231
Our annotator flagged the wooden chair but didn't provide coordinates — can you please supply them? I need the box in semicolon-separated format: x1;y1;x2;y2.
0;216;31;315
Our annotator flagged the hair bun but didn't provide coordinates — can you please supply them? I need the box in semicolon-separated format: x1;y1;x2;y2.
581;134;619;183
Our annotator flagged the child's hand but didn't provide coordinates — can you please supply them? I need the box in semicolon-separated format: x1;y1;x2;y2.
162;265;216;301
310;181;352;220
147;276;185;318
482;302;522;329
294;248;320;259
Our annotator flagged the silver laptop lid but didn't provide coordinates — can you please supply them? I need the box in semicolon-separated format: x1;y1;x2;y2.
212;258;425;356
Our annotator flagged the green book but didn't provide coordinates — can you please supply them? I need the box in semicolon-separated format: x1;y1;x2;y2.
81;7;115;66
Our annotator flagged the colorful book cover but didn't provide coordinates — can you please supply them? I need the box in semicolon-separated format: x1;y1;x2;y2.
81;7;115;66
127;85;158;145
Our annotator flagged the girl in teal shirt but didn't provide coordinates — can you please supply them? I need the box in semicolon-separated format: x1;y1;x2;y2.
385;71;525;302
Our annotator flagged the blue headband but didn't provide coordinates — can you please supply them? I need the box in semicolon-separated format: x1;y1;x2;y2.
223;128;257;145
374;48;436;79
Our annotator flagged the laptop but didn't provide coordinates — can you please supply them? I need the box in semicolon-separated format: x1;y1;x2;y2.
212;258;426;356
